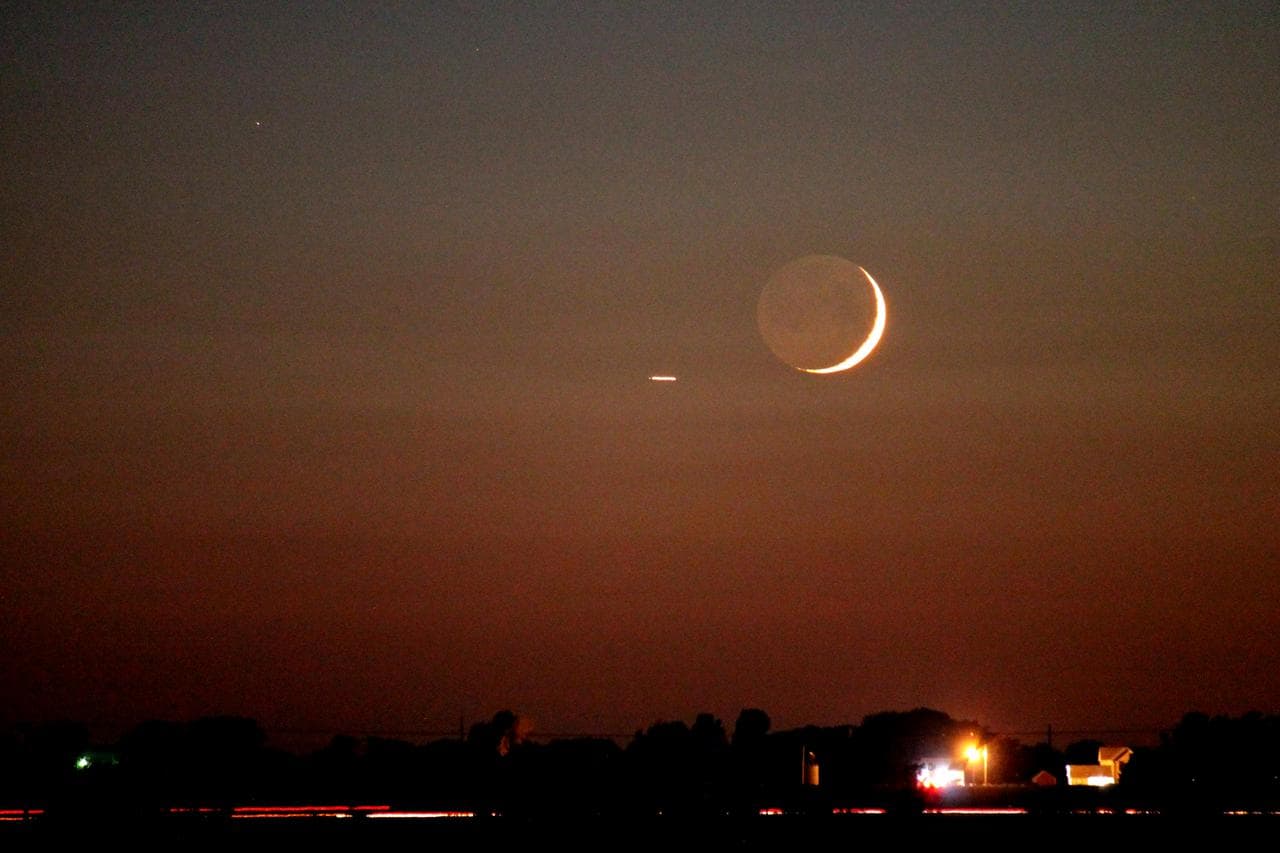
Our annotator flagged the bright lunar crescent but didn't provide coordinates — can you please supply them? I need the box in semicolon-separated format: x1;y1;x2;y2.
756;255;887;374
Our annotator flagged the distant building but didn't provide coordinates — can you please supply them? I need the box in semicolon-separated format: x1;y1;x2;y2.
916;757;966;789
1065;746;1132;786
1031;769;1058;787
803;750;820;786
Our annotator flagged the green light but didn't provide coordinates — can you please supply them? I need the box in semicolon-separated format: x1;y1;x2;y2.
75;755;91;770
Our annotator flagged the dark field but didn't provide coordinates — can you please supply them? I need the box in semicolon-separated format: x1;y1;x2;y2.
3;812;1273;851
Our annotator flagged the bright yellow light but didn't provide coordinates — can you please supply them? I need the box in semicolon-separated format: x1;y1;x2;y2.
965;745;981;762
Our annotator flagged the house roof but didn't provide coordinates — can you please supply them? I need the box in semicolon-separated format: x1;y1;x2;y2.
1098;746;1132;765
1031;769;1058;787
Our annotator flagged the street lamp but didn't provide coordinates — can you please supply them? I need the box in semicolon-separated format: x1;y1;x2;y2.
965;744;988;785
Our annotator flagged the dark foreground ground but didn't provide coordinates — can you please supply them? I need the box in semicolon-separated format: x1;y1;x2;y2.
3;812;1274;851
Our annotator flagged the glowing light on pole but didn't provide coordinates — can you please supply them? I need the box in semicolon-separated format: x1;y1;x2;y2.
966;744;989;785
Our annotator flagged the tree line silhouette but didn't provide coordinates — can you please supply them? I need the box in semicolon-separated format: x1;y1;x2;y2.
2;708;1278;818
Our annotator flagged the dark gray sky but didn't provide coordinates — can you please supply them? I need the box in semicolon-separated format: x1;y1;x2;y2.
3;2;1277;744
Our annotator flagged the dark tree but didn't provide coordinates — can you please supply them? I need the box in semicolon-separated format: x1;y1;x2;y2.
1063;739;1103;766
732;708;771;748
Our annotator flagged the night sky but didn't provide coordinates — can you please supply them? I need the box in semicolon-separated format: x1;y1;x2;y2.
3;3;1277;746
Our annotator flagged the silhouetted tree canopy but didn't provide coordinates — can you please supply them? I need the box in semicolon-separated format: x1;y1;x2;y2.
5;708;1279;817
732;708;771;747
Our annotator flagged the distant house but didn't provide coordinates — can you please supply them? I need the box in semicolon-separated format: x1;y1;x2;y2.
1031;769;1058;787
1065;746;1132;786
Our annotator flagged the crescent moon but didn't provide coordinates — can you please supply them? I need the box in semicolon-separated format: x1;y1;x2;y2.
799;266;886;374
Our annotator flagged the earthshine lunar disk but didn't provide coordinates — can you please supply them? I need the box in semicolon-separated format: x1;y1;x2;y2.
756;255;887;374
